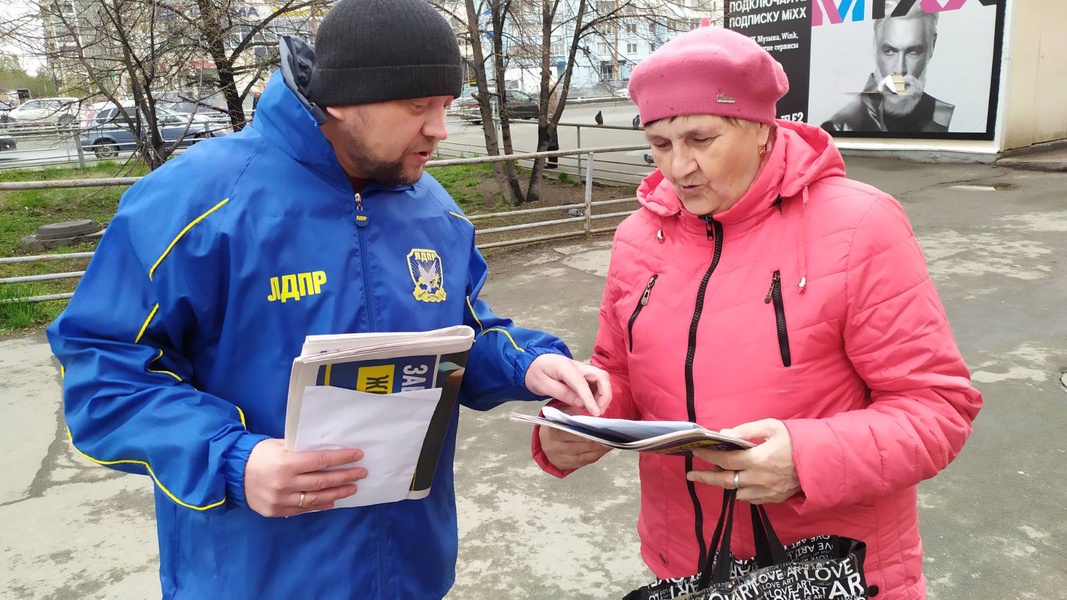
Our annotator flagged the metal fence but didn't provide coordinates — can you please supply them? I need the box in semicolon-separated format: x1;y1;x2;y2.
0;123;91;169
0;143;651;304
0;119;242;170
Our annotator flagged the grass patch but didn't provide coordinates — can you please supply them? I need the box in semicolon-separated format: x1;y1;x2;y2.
0;159;631;334
0;161;146;334
0;161;147;257
426;162;496;210
0;282;62;334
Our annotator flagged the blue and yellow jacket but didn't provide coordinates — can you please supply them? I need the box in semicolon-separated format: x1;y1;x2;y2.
46;66;568;598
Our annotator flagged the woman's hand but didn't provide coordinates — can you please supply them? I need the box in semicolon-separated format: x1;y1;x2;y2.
686;419;801;505
537;406;612;471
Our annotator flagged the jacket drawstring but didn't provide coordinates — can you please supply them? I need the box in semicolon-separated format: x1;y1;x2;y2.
797;187;809;292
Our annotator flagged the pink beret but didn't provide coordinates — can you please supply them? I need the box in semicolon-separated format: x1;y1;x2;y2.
628;24;789;124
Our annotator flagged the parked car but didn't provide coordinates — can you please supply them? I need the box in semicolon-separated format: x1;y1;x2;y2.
7;97;80;126
450;86;485;120
155;91;234;135
79;101;218;159
454;89;539;124
567;81;629;100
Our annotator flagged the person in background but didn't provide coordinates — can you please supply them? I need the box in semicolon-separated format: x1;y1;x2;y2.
540;86;562;169
822;0;953;133
250;81;264;112
534;22;981;600
48;0;610;598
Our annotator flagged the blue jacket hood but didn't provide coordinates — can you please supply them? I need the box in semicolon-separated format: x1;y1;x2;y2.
251;38;344;185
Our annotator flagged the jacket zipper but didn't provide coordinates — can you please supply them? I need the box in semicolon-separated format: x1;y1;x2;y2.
684;215;724;569
627;274;658;352
764;270;792;367
354;192;378;331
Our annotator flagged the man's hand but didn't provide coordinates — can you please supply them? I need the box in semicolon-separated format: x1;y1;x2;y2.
525;354;612;416
686;419;801;505
244;439;367;517
538;407;612;471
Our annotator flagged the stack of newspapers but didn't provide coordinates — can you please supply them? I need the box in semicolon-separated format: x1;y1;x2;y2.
511;406;754;455
284;325;474;508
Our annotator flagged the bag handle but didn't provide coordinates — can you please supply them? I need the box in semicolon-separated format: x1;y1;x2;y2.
696;489;738;588
695;491;792;588
750;505;790;566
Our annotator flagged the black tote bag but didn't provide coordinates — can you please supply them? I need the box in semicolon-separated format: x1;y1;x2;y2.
624;490;872;600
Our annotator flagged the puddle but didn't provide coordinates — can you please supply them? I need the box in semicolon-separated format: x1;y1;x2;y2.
949;182;1017;192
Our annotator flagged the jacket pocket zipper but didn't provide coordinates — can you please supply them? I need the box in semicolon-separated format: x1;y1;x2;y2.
764;270;792;367
627;274;658;352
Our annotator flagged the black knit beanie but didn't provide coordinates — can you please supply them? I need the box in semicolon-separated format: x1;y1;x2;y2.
307;0;462;107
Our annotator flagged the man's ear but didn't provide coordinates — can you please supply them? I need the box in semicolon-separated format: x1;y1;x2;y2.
324;105;345;122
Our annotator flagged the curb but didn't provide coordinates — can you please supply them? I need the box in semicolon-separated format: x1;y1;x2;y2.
994;159;1067;173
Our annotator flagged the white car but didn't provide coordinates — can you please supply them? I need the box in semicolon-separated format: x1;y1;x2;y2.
7;97;81;126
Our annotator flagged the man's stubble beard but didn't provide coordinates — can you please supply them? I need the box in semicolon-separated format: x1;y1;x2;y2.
341;127;433;186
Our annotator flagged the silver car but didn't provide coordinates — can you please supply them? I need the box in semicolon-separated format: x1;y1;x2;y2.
7;97;80;126
80;103;217;159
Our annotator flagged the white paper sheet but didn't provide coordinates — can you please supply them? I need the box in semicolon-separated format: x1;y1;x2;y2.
293;385;442;508
541;405;701;442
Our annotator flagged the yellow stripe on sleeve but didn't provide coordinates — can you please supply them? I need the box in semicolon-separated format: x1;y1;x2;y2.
148;198;230;281
480;327;525;352
147;349;182;382
67;429;226;511
448;211;473;225
134;304;159;344
466;296;484;332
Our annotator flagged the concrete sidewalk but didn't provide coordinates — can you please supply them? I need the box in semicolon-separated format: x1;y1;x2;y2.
3;155;1066;598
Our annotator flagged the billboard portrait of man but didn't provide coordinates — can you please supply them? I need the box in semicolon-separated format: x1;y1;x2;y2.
821;0;953;133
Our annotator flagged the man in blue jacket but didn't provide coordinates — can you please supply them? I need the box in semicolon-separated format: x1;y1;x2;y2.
46;0;610;597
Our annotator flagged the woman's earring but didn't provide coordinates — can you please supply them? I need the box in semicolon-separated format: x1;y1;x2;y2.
758;146;768;158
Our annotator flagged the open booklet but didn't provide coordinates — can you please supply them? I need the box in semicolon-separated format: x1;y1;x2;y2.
284;325;474;508
511;406;755;455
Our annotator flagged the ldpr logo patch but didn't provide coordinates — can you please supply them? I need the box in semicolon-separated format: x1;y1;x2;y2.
408;248;446;303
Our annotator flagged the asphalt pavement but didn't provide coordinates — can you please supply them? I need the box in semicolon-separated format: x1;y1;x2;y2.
2;153;1066;599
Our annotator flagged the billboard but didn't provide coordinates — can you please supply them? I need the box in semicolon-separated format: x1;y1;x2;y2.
726;0;1006;140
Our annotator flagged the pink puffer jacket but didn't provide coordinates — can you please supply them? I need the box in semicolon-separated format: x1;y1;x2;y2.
533;121;982;599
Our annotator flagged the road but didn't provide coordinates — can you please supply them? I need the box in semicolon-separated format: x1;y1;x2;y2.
0;101;651;180
440;99;652;184
0;128;93;169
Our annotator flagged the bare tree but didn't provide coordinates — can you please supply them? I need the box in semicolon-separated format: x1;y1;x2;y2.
32;0;199;168
2;0;330;167
164;0;330;131
440;0;709;206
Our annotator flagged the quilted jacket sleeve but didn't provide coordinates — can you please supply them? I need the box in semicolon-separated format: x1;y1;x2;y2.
785;194;982;513
532;241;638;477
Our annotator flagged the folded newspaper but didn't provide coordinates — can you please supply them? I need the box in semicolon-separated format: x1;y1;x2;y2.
512;406;755;455
284;325;474;507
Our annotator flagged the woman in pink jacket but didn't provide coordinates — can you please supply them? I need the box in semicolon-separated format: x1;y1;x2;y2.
533;23;982;600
